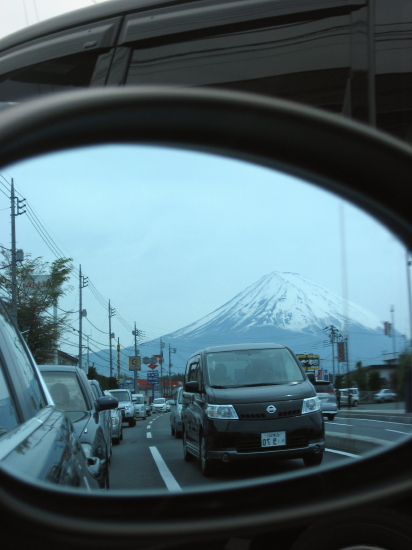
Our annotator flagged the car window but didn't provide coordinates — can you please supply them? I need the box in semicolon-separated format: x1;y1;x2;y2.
0;304;46;415
41;372;88;412
314;383;335;393
89;383;99;400
110;390;130;401
0;362;19;436
0;51;106;103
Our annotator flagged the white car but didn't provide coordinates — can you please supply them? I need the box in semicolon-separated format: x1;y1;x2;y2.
340;388;359;407
374;389;397;403
131;393;146;420
152;397;167;413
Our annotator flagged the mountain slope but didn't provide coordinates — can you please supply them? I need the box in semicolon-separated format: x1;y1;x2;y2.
170;271;382;339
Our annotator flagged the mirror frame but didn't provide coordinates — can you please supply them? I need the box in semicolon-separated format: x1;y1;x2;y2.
0;87;412;547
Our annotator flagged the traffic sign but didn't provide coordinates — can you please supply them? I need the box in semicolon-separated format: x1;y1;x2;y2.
128;356;141;371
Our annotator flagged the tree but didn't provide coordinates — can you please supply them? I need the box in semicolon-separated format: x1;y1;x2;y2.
0;250;73;363
368;370;383;391
87;366;118;390
396;350;412;400
352;361;368;391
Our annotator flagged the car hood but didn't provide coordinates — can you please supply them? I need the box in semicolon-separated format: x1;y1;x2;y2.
208;381;314;404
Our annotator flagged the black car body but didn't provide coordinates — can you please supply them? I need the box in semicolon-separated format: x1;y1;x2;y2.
0;299;100;490
39;365;118;489
0;0;410;148
182;343;325;476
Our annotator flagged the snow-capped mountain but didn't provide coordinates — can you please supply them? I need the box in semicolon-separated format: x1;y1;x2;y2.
90;271;394;377
170;271;382;339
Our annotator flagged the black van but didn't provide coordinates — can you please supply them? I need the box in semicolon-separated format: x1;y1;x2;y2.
182;343;325;476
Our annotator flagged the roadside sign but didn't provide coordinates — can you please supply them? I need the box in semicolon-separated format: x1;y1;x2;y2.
129;356;141;371
297;354;320;369
147;372;159;385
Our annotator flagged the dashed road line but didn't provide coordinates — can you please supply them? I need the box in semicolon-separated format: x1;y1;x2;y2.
149;446;182;492
325;448;359;458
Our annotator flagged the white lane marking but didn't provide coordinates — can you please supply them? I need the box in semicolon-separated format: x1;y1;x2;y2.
325;448;359;458
147;425;151;430
149;446;182;493
328;422;353;427
386;429;412;435
147;432;152;438
353;418;412;426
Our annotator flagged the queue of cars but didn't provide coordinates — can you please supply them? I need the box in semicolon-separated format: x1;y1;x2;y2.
0;298;103;490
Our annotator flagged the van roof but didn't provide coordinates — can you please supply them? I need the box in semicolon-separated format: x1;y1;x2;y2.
193;343;287;356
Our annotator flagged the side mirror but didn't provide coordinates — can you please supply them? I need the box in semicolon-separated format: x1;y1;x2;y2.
185;381;200;393
95;395;118;412
86;456;102;480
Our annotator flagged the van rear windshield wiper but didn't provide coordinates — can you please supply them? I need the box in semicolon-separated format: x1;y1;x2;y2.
241;383;282;387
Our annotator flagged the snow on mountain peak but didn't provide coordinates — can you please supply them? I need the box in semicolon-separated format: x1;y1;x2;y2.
172;271;382;338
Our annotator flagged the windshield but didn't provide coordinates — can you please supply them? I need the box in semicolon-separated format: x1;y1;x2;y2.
153;398;166;404
133;396;144;404
206;348;305;387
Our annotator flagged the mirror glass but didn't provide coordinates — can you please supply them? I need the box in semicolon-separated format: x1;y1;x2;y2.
0;144;410;492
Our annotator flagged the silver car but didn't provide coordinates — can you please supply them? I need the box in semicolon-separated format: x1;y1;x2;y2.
169;387;183;438
152;397;167;413
313;381;338;421
374;389;397;403
110;408;123;445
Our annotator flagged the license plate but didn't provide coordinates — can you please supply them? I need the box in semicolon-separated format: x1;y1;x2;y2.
261;431;286;447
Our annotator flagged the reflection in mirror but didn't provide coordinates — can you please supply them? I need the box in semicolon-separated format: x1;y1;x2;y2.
0;145;410;491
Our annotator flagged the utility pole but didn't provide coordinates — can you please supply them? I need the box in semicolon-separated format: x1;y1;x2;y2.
324;325;340;383
390;305;397;364
86;335;90;375
168;344;176;397
160;338;165;396
78;265;88;371
133;323;140;393
10;179;25;325
117;337;121;381
108;300;116;378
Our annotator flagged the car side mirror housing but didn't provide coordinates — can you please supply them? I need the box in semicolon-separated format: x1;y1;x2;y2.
185;381;200;393
95;395;118;412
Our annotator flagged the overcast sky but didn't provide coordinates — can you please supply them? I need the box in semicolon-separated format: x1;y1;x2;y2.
0;144;409;369
0;1;410;370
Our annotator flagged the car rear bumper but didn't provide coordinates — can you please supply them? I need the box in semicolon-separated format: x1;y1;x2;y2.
203;412;325;462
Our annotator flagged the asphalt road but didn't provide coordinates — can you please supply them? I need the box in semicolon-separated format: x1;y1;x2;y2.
109;412;353;492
